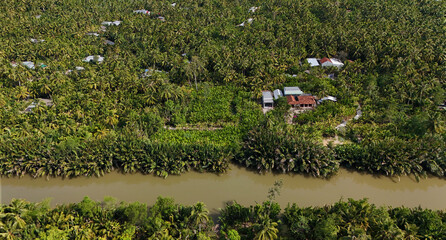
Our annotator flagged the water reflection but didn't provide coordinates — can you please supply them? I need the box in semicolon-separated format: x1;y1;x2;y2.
2;164;446;211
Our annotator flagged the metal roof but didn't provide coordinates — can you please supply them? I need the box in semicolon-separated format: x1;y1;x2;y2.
86;32;99;36
105;40;115;45
133;9;150;15
22;61;35;69
321;58;344;68
321;96;337;102
273;89;283;99
102;21;121;26
283;87;303;96
306;58;320;67
249;6;259;12
354;109;362;120
262;91;274;103
83;55;104;63
330;58;344;66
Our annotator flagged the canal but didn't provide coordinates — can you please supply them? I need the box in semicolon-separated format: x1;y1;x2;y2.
2;164;446;211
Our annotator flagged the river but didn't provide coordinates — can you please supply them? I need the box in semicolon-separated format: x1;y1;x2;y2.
2;164;446;211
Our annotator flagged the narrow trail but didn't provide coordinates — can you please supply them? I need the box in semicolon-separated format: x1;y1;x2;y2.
336;105;362;130
163;126;223;131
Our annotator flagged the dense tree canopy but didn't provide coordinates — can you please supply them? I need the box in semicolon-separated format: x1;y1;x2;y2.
0;0;444;178
2;197;446;239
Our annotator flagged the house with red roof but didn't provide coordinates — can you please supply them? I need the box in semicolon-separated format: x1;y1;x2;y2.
286;95;316;109
319;58;344;68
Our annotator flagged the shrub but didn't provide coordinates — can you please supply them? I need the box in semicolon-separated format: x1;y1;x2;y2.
237;123;339;177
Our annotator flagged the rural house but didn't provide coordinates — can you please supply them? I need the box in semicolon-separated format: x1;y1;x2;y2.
86;32;99;36
83;55;104;63
262;86;317;110
286;95;316;109
133;9;150;15
102;21;121;26
262;91;274;108
306;58;344;68
22;98;53;113
22;61;35;69
319;57;344;68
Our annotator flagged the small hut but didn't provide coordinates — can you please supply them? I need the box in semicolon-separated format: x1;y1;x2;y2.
273;89;283;100
262;91;274;108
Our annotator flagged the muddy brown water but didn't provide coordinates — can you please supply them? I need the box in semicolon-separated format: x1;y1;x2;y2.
2;164;446;212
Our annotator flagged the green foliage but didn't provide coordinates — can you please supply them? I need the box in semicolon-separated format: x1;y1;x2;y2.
141;111;164;136
73;197;100;220
225;229;241;240
220;201;281;240
293;101;354;125
152;126;242;147
336;136;446;179
188;85;236;124
0;197;214;240
232;91;265;132
390;207;445;239
284;199;410;240
313;216;339;240
267;97;290;123
238;123;339;177
288;215;311;239
114;202;148;226
0;134;233;178
37;227;69;240
219;202;251;229
0;0;444;180
2;197;446;239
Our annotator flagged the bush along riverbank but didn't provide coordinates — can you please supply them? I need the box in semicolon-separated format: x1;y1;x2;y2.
335;135;446;181
2;197;446;239
236;122;339;178
0;134;234;178
235;119;446;180
1;118;445;180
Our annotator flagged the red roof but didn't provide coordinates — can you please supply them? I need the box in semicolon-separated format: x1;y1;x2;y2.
319;57;331;64
286;95;316;105
286;96;298;104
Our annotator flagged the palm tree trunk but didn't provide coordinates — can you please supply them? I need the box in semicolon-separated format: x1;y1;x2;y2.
194;74;198;90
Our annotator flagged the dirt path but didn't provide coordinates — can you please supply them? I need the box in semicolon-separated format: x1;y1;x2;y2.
322;135;344;146
335;105;362;130
164;126;223;131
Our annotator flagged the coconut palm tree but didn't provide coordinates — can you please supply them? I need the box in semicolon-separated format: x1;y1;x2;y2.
14;86;29;100
0;200;29;240
191;202;210;232
184;56;206;90
254;219;278;240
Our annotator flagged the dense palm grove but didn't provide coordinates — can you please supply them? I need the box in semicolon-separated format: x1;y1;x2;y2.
2;197;446;239
1;0;444;179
